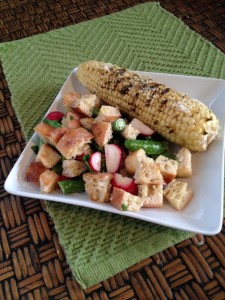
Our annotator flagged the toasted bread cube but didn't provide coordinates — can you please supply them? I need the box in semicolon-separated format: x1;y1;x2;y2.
34;122;68;147
72;94;100;117
138;184;163;207
63;91;81;108
121;124;140;140
36;144;61;168
95;105;121;123
56;128;93;159
110;187;143;211
163;179;193;210
80;117;94;130
155;155;178;183
125;149;146;174
134;156;163;185
39;170;59;193
83;173;113;202
92;122;113;147
62;160;87;177
176;148;192;177
61;111;80;129
25;161;47;185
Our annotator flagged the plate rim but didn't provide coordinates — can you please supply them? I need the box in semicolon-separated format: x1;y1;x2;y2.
4;67;225;235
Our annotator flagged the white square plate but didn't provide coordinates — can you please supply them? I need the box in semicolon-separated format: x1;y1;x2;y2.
4;68;225;235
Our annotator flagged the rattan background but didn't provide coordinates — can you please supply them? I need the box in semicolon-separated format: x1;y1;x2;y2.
0;0;225;299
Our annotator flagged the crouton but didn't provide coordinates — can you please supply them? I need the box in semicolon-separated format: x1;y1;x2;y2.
176;148;192;177
36;144;61;168
72;94;100;117
61;111;80;129
138;184;163;207
110;187;143;211
77;144;92;158
95;105;121;123
63;91;81;108
62;160;87;177
80;117;94;130
56;128;93;159
92;122;113;147
155;155;178;183
134;156;163;185
39;170;59;193
34;122;68;147
83;173;113;202
125;149;146;174
25;161;47;185
121;124;140;140
163;179;193;210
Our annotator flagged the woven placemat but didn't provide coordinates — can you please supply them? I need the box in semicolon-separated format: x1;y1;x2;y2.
0;0;223;296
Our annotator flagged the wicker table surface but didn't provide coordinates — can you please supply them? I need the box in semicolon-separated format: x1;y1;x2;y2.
0;1;225;299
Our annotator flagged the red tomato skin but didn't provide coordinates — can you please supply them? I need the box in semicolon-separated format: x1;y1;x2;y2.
46;111;65;121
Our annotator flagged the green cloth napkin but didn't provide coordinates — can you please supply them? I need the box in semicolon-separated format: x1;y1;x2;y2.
1;2;225;288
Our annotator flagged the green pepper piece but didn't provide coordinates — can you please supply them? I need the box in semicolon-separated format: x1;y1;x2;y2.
58;179;85;194
52;162;63;175
124;139;167;155
112;118;126;132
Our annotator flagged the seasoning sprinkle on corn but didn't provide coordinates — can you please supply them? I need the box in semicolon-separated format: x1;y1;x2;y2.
77;60;219;151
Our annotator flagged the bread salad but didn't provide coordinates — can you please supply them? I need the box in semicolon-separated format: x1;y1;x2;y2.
25;61;220;212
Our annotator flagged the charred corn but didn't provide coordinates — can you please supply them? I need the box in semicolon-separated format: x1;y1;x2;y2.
77;61;219;151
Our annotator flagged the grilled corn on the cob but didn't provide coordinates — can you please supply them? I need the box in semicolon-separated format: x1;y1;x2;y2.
77;60;219;151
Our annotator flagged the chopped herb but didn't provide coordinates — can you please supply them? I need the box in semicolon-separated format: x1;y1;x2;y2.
31;145;39;155
43;118;62;128
82;155;95;173
121;203;128;211
38;138;45;148
91;140;104;152
52;162;63;175
92;107;100;117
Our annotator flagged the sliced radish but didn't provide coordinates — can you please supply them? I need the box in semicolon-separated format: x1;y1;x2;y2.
130;118;155;136
105;144;122;173
88;152;102;172
46;111;65;121
111;173;138;195
117;145;127;169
